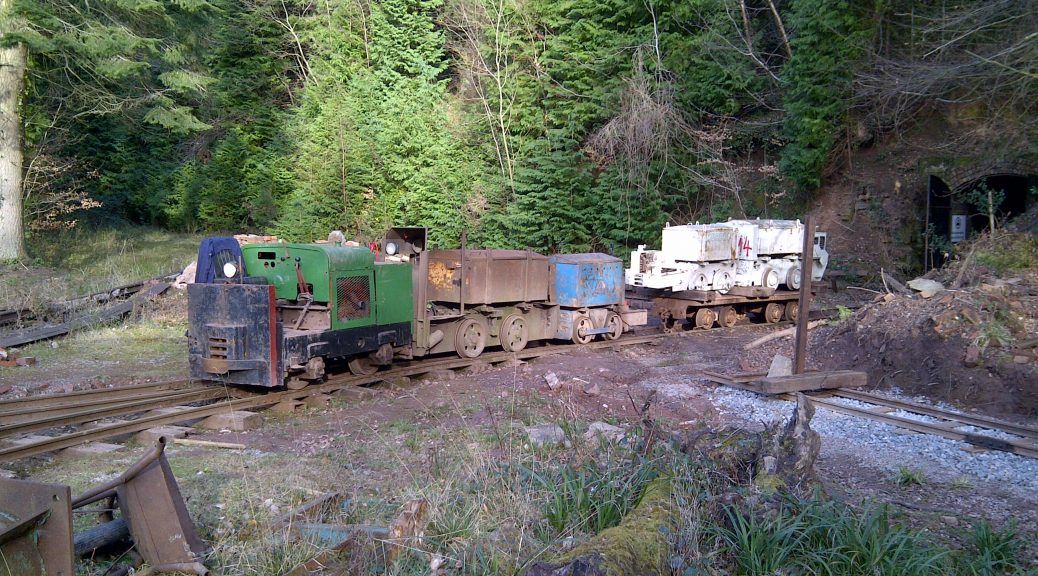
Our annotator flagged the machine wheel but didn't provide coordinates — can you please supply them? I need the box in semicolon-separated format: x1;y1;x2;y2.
784;301;799;322
691;272;709;290
786;266;802;290
717;306;738;328
693;307;716;330
286;377;308;390
348;356;379;376
604;312;623;341
500;315;529;352
572;316;594;345
713;271;733;293
764;302;784;324
455;317;487;358
762;268;779;289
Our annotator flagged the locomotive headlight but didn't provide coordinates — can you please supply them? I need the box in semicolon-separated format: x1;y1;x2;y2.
223;262;238;278
385;241;398;256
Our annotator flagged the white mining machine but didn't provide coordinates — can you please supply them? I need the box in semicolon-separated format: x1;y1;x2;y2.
626;219;829;330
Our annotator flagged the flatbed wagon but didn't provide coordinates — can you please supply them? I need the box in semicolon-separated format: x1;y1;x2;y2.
630;285;804;331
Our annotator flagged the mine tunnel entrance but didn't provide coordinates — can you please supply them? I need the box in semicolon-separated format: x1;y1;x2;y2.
925;172;1037;269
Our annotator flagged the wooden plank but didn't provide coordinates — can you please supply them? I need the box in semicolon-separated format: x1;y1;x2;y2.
757;370;866;395
725;286;777;298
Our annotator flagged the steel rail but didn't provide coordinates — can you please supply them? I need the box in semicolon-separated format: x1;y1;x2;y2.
0;333;667;462
806;395;1038;459
0;381;193;413
830;389;1038;440
0;385;206;424
0;388;235;437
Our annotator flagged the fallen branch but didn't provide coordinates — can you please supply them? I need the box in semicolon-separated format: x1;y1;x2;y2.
880;269;910;295
847;286;882;295
743;320;826;351
951;245;978;289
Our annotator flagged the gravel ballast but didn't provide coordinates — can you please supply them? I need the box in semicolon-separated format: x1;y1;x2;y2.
700;385;1038;498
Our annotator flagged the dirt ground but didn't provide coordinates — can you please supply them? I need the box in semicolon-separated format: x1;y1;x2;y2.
4;275;1037;573
9;301;1036;570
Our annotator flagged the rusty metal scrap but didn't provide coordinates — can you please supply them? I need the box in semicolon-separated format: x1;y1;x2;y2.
284;497;429;575
2;437;208;576
0;479;74;576
73;437;208;575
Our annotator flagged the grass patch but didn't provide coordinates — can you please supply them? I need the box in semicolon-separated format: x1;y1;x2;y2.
1;225;200;310
895;466;926;487
20;387;1030;576
975;233;1038;275
714;499;951;575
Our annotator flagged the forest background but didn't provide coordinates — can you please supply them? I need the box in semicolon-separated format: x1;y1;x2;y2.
2;0;1036;256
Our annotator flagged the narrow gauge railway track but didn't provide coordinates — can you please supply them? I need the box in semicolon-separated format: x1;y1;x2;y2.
717;377;1038;459
10;314;1027;463
806;390;1038;459
0;386;234;437
0;333;663;462
0;309;794;462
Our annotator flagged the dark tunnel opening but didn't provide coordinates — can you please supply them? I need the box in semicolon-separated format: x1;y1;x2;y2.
925;172;1037;269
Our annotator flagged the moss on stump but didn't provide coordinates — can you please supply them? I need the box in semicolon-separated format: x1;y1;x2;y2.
525;477;675;576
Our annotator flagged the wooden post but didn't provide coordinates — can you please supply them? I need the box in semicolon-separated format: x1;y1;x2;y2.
793;216;814;374
459;231;466;316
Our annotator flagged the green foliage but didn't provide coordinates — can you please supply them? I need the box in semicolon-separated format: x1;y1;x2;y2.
714;499;953;576
167;128;290;232
779;0;871;194
17;0;1016;265
895;466;926;487
975;233;1038;273
963;521;1022;576
520;456;658;538
12;0;214;132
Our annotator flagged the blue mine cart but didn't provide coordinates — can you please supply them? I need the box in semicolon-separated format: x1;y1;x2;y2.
549;253;628;343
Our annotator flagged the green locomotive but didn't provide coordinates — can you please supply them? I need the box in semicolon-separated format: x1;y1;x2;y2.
188;228;645;388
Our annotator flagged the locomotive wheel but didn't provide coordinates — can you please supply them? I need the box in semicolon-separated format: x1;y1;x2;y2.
348;356;379;376
764;302;784;324
604;312;623;341
784;301;799;322
717;306;738;328
286;377;309;390
693;307;715;330
572;316;594;345
455;318;487;358
500;315;529;352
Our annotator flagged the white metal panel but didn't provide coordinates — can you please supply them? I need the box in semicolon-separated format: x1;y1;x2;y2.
661;224;738;261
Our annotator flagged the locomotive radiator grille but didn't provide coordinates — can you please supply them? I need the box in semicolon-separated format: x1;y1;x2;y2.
336;276;371;321
208;337;229;359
